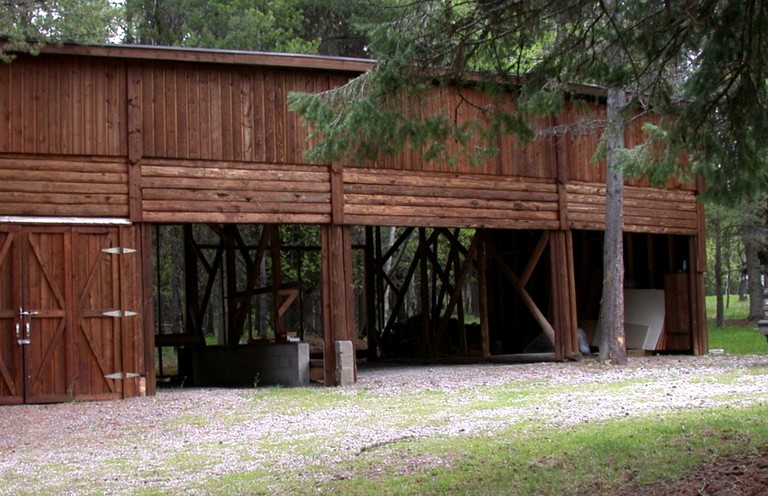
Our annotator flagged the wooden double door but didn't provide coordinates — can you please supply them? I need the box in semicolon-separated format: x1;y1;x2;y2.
0;225;144;404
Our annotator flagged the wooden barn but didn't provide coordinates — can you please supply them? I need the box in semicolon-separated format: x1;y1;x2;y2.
0;43;706;404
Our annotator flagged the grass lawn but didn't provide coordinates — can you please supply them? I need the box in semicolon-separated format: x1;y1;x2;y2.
706;295;768;355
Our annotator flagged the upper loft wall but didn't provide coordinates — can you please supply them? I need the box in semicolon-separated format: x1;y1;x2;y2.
369;85;558;179
135;61;350;164
0;45;696;192
0;55;127;157
557;97;694;191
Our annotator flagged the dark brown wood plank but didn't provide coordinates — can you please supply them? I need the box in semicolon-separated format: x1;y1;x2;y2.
344;193;558;212
0;181;127;195
0;202;128;217
344;213;561;230
197;68;210;159
179;66;192;158
95;62;108;154
140;65;154;157
142;177;329;195
142;211;330;224
220;70;234;161
231;70;243;161
143;157;329;174
141;164;329;182
264;70;276;163
141;199;330;215
0;168;127;184
152;65;166;157
208;69;223;158
0;63;9;152
142;188;328;203
241;70;254;161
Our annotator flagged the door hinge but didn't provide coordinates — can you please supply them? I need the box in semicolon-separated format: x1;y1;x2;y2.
102;310;138;318
101;247;137;255
104;372;141;380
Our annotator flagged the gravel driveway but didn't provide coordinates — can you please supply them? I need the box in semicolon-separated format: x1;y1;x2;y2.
1;354;766;495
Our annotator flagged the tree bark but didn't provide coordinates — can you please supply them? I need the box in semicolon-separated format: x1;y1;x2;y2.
741;225;764;321
598;87;628;365
713;217;725;327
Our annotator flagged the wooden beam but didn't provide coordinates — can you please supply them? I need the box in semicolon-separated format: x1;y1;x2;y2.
364;226;377;361
519;231;550;288
477;231;490;358
487;242;556;346
321;224;355;385
431;235;479;356
139;223;156;396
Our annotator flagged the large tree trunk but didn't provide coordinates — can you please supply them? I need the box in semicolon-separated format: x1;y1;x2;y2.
598;87;628;365
713;217;725;327
741;225;764;321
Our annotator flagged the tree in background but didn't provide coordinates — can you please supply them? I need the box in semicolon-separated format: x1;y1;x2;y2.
0;0;121;61
121;0;396;57
706;200;763;327
122;0;318;53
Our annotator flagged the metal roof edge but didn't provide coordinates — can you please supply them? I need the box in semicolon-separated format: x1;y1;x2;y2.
25;41;374;73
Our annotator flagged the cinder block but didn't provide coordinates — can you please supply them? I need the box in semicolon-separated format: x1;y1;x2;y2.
334;340;355;386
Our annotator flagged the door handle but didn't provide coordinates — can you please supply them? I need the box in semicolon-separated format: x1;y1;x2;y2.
16;308;36;345
16;321;29;345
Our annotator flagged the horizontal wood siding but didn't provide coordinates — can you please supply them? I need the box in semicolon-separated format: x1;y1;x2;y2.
139;62;348;164
140;158;331;223
0;156;129;217
343;168;560;229
567;182;699;234
0;55;127;156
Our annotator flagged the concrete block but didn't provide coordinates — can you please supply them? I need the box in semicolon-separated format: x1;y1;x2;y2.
334;340;355;386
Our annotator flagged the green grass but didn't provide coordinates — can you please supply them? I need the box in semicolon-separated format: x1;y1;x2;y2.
705;294;751;322
190;404;768;496
705;295;768;355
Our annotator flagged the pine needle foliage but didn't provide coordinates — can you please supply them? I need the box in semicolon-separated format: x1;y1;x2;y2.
0;0;121;62
290;0;768;206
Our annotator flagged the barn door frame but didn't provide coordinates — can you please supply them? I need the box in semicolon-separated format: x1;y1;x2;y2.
0;226;23;404
0;221;144;404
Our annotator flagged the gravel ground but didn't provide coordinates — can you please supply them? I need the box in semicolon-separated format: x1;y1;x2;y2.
1;354;767;495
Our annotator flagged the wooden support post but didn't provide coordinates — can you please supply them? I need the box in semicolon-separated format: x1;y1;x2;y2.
692;177;708;355
689;236;707;354
271;225;286;342
375;227;385;336
139;223;156;396
419;228;430;358
224;225;238;345
549;230;577;359
477;231;490;358
321;224;355;386
183;225;201;336
566;231;578;353
364;226;377;361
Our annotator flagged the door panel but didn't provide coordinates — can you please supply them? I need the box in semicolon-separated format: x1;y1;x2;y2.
23;228;71;403
72;228;122;401
0;224;142;404
0;227;22;405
